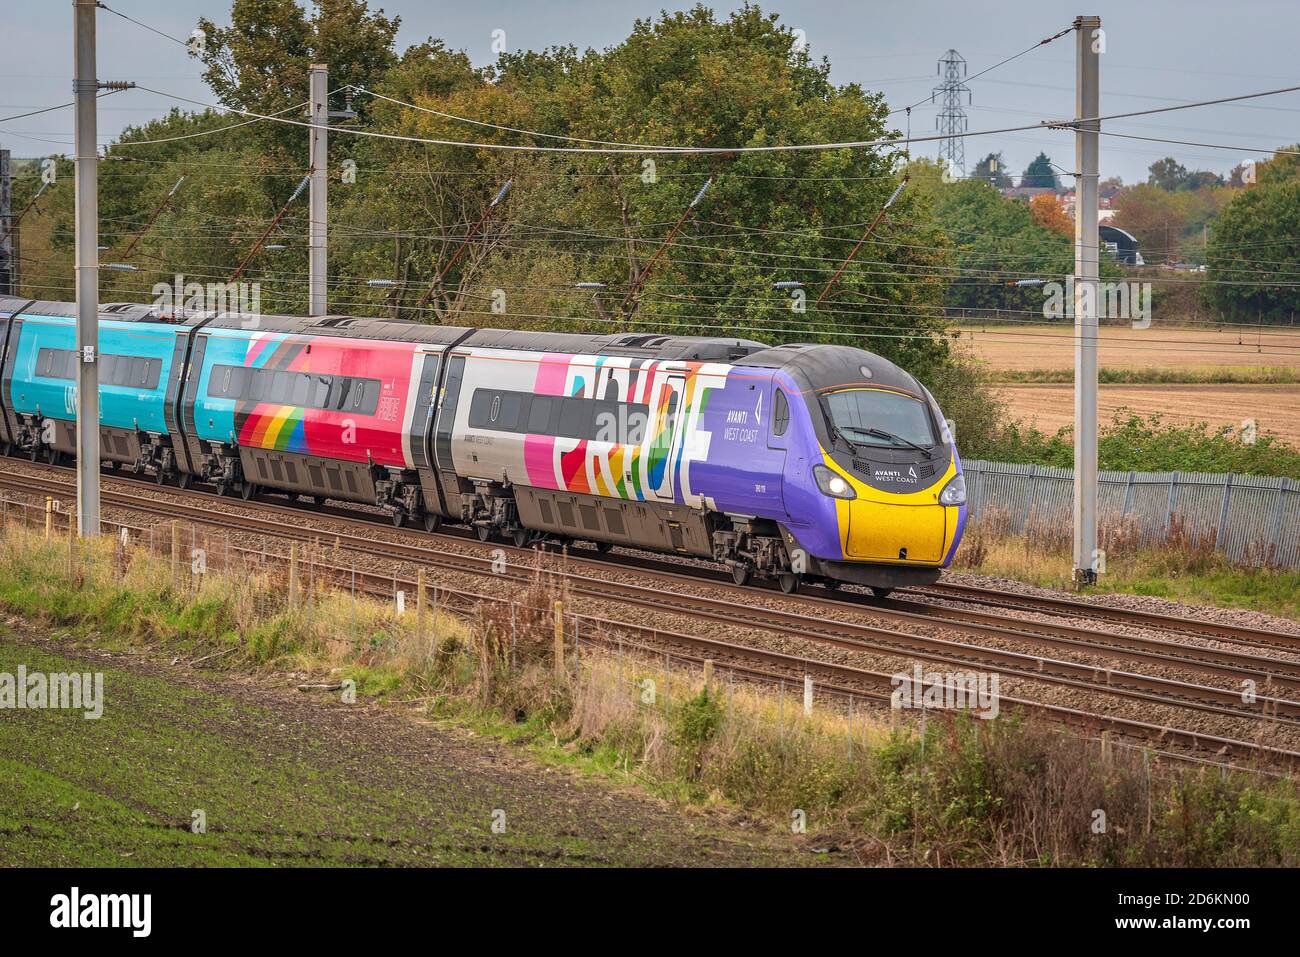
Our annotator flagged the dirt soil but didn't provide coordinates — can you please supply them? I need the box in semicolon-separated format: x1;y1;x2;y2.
994;382;1300;444
0;623;834;868
959;324;1300;372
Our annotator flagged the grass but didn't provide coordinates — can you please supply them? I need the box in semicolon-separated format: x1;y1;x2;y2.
968;410;1300;480
991;366;1300;385
2;521;1300;866
955;508;1300;620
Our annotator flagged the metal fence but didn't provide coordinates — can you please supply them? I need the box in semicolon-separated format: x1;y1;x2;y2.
962;459;1300;568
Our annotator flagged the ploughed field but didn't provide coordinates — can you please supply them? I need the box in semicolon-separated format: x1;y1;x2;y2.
993;383;1300;446
958;323;1300;444
959;323;1300;372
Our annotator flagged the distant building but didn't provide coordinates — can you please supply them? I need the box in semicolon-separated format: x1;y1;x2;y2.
1099;224;1143;266
1001;186;1057;200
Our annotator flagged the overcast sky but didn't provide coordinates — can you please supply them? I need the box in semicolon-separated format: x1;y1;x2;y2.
2;0;1296;185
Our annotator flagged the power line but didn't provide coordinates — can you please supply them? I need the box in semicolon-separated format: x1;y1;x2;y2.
123;81;1300;157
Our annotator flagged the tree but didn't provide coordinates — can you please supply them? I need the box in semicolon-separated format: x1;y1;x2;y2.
1207;146;1300;320
1148;156;1223;191
1029;193;1072;237
196;0;401;158
1111;184;1188;262
972;152;1011;188
1147;157;1189;191
1020;152;1059;191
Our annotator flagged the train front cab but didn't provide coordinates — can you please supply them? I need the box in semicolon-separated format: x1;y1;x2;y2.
768;346;967;592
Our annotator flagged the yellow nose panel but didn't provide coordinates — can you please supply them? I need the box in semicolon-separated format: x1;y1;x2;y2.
846;499;948;562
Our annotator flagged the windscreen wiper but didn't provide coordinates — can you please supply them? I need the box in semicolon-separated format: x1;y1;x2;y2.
843;426;933;458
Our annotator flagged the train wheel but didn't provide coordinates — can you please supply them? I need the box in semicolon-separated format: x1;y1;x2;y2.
215;482;229;497
240;483;257;501
730;564;753;586
475;525;493;543
822;578;841;592
512;527;532;548
868;586;894;599
46;449;62;466
154;469;167;485
176;472;192;490
778;572;801;595
313;495;327;507
391;509;406;528
594;541;614;554
28;445;39;462
423;512;441;533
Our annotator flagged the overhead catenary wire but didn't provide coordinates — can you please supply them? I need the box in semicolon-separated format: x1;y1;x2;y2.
121;82;1300;155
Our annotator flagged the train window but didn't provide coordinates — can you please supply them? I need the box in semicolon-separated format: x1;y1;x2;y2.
773;389;789;436
592;399;620;442
558;397;592;439
498;393;523;430
37;347;160;388
327;376;348;409
313;375;331;407
291;373;311;406
527;395;554;433
467;388;494;428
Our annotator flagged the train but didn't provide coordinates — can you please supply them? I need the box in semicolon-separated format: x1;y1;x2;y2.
0;295;966;594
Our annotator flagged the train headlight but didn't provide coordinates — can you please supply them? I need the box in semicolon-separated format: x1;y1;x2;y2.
939;473;966;506
813;464;856;500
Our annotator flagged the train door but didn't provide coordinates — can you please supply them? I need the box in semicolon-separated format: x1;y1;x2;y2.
431;353;467;506
766;382;791;517
645;372;685;501
407;348;444;515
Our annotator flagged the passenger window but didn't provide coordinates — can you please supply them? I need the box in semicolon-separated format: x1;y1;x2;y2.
773;389;789;437
527;395;554;433
559;398;591;439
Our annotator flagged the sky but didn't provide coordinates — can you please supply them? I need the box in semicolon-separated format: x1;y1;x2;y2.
2;0;1297;186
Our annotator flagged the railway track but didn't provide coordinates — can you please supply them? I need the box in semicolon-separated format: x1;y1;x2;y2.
3;461;1300;771
12;480;1298;774
910;580;1294;649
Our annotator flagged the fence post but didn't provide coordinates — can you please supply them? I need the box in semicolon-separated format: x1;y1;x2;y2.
1165;471;1180;533
552;600;565;681
416;569;426;638
1216;473;1233;554
1023;464;1039;531
170;520;180;577
44;497;53;540
1270;479;1290;562
288;543;299;608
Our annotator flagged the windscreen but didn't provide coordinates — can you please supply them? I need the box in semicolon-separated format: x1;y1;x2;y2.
824;388;936;449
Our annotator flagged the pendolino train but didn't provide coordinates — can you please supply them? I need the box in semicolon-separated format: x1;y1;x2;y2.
0;296;966;594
